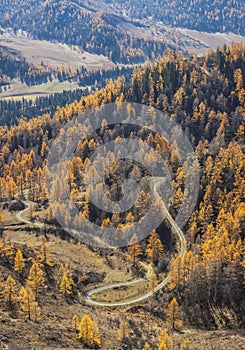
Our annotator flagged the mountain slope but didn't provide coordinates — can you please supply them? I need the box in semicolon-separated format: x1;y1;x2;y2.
1;0;244;65
105;0;245;35
0;0;167;63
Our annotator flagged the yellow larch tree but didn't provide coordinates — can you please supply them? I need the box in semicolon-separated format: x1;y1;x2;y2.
39;239;54;266
127;233;143;266
14;248;25;274
166;298;182;330
0;275;18;309
19;286;40;321
168;251;197;290
77;315;101;348
60;267;74;297
27;260;45;299
0;210;3;236
0;238;4;253
2;243;15;264
159;329;173;350
149;272;158;292
101;217;111;228
143;342;152;350
158;341;168;350
146;230;164;264
30;301;41;322
125;212;135;224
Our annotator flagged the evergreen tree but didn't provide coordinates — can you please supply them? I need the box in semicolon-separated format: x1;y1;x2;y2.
0;275;18;309
143;342;152;350
159;329;173;350
146;230;164;264
14;248;25;274
166;298;182;330
19;286;39;321
127;233;143;266
60;268;74;297
27;260;45;299
39;239;54;266
149;272;158;292
77;315;101;348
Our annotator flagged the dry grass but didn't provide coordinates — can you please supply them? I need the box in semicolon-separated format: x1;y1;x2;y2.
90;281;148;303
0;34;115;69
0;79;82;101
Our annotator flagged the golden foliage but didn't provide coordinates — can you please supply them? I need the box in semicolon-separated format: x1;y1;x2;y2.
27;260;45;298
60;267;74;297
159;329;173;350
14;248;25;274
77;315;101;348
166;298;182;330
19;286;40;321
146;230;164;264
0;275;18;308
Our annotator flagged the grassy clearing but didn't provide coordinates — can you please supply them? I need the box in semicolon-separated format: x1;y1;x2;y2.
90;281;149;303
0;79;82;101
0;34;115;69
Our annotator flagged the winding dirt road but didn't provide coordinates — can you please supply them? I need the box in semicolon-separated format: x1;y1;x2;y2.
84;179;187;306
16;200;45;229
15;179;187;307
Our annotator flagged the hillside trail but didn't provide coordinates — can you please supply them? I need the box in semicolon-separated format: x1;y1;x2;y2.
15;179;187;306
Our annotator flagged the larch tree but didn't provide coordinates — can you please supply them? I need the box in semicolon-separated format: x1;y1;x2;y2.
2;243;15;264
125;212;135;224
0;275;18;309
30;301;41;322
14;248;25;275
127;233;143;266
27;260;45;299
168;256;182;290
0;238;4;253
146;230;164;264
159;329;173;350
149;272;158;292
77;315;101;348
166;298;182;330
60;267;74;297
168;252;197;291
39;239;54;266
158;341;168;350
143;342;152;350
19;286;39;321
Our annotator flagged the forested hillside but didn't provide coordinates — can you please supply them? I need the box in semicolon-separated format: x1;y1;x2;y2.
0;43;244;348
0;0;167;64
2;0;244;66
107;0;245;35
0;46;133;126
